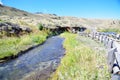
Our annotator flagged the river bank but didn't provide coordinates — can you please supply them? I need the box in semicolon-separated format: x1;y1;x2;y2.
50;32;110;80
0;36;65;80
0;30;49;62
0;28;61;63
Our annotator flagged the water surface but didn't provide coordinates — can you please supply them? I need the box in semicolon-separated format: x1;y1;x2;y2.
0;36;65;80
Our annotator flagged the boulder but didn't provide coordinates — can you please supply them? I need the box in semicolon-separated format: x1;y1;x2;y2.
24;27;32;33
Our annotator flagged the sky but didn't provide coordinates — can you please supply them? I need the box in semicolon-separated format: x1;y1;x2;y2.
1;0;120;19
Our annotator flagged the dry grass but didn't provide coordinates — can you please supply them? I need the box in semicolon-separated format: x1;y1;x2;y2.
50;32;110;80
99;27;120;33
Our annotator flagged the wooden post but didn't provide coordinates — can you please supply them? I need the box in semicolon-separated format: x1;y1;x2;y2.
113;41;120;53
101;35;104;42
107;48;116;73
97;33;100;41
99;35;102;42
105;37;109;47
91;32;94;39
107;39;114;49
103;36;107;46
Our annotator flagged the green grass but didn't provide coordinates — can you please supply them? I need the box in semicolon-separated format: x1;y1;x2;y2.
0;20;59;59
0;30;49;59
50;32;110;80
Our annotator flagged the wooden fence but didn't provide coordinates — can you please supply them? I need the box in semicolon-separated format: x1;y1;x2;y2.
79;31;120;74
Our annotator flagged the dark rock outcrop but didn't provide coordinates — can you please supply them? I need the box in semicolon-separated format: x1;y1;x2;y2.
0;22;32;37
44;25;86;34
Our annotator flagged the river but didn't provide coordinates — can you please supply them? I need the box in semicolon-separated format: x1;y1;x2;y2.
0;36;65;80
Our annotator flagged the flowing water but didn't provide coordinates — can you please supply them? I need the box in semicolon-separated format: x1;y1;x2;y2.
0;36;65;80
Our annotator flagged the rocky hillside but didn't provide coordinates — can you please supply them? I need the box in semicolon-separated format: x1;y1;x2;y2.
0;4;120;29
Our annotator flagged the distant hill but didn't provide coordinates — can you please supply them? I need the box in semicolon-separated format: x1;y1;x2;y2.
0;5;120;29
0;5;36;17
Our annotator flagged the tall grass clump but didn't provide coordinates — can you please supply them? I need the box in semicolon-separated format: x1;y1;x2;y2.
50;32;110;80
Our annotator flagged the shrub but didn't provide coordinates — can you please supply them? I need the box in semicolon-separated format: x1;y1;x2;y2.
38;23;44;30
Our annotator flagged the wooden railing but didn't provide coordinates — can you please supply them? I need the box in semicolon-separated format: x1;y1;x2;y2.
79;31;120;74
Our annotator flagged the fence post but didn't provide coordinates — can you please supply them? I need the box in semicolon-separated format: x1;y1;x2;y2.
107;48;117;73
103;36;107;46
105;37;109;47
107;39;114;50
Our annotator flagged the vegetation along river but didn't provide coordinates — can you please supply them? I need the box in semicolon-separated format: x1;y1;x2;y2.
0;36;65;80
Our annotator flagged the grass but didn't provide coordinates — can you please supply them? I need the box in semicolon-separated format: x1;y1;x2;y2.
0;19;59;59
98;27;120;33
50;32;110;80
0;29;49;59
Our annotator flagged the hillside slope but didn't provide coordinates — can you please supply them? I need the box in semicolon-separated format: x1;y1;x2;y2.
0;5;36;17
0;5;120;29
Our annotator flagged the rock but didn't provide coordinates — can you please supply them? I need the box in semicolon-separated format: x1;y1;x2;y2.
0;22;32;37
24;27;32;33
